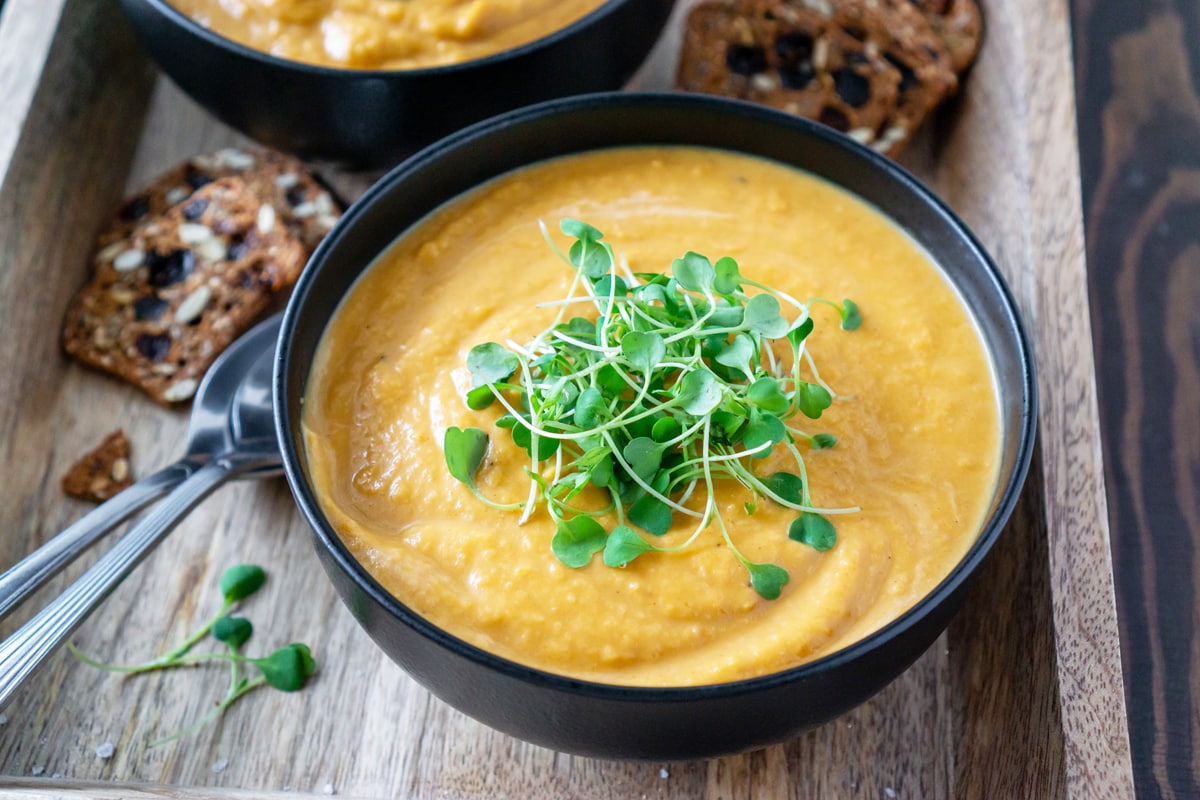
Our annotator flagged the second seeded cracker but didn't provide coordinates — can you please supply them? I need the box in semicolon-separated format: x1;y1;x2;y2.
64;178;306;404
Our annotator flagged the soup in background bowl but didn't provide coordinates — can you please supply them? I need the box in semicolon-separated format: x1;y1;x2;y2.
117;0;672;167
275;92;1036;758
165;0;612;70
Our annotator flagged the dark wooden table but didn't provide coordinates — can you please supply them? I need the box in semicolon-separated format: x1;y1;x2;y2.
1072;1;1200;797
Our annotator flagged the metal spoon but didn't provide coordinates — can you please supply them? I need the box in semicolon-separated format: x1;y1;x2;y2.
0;314;283;709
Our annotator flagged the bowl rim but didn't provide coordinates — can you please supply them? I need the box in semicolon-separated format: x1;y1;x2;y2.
129;0;648;77
275;91;1039;701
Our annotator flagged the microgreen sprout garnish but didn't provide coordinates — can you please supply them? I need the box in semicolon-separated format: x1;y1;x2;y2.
442;219;863;600
69;564;316;743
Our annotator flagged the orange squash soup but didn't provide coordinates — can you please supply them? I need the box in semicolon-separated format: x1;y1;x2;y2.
167;0;608;69
303;147;1001;686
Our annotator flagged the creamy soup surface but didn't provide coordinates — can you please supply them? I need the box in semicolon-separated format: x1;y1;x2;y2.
168;0;606;69
303;147;1002;686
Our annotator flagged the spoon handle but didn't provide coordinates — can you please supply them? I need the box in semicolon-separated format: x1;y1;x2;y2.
0;449;275;710
0;457;208;623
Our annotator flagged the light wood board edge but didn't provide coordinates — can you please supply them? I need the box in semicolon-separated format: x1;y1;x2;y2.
0;0;69;184
0;778;353;800
1024;1;1135;796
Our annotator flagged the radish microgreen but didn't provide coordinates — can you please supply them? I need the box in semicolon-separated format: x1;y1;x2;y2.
443;219;862;600
69;564;316;743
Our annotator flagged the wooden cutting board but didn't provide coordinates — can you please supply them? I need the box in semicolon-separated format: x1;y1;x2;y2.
0;0;1134;796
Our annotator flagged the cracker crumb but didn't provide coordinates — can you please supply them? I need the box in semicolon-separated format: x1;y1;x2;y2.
212;758;229;773
95;742;115;759
61;431;132;503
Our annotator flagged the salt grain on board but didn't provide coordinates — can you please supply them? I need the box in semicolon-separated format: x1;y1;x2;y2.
95;742;114;759
885;788;897;798
323;783;335;795
30;765;44;776
660;768;669;779
212;758;229;773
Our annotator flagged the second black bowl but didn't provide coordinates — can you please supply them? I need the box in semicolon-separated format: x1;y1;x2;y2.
117;0;674;169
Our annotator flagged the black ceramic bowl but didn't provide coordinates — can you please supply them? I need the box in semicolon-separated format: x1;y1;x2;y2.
275;92;1037;759
117;0;673;169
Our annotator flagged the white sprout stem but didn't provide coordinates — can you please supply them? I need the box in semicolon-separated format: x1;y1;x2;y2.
534;296;628;310
655;495;714;553
704;440;773;463
627;301;670;331
698;420;748;563
618;251;639;286
743;279;808;314
762;339;779;375
802;349;838;397
662;289;719;344
550;330;620;356
599;430;704;518
676;478;700;506
655;417;708;451
516;354;544;525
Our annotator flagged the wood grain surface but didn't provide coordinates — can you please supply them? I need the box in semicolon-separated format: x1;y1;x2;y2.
1071;1;1200;797
0;0;1131;796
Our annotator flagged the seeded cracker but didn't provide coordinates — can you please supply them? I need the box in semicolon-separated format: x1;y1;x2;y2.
101;147;341;256
63;178;306;404
61;430;132;503
675;0;959;156
905;0;982;73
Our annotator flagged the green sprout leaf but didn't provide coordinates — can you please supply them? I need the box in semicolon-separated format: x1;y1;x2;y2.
760;472;803;505
466;343;519;388
678;369;723;416
797;383;833;419
552;516;608;568
574;387;606;428
746;562;790;600
787;317;814;347
254;643;316;692
628;494;673;536
789;513;838;551
840;299;862;330
650;416;682;443
672;251;715;293
810;433;838;450
622;437;663;483
444;427;489;486
713;256;743;296
603;525;656;567
465;385;495;410
621;331;666;374
219;565;266;604
715;334;755;378
560;217;604;241
744;294;789;338
746;377;790;414
212;616;253;651
587;451;615;487
743;411;786;455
